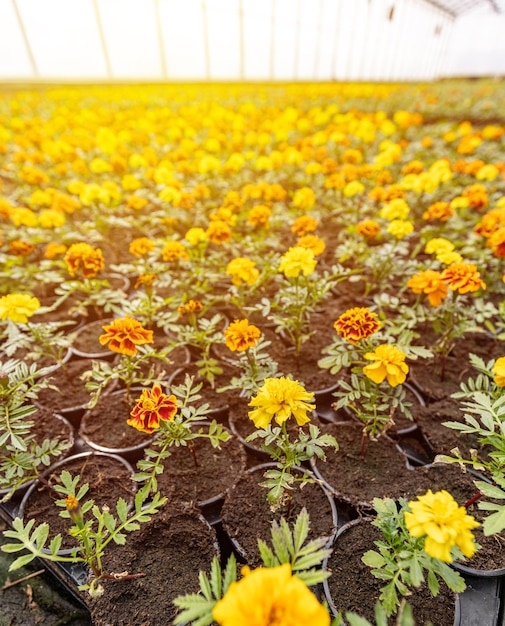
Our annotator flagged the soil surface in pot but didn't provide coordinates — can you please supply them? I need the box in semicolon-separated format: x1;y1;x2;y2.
312;421;425;508
21;455;135;550
221;467;337;567
154;428;247;505
30;407;74;450
79;390;153;451
414;463;505;572
35;359;99;412
86;507;218;626
326;520;457;625
71;319;114;356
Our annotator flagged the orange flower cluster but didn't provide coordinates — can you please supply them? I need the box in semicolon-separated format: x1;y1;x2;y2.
224;319;261;352
334;307;380;343
127;384;178;434
99;316;153;356
407;270;449;306
422;201;454;222
356;220;380;239
441;262;486;294
64;242;105;278
178;299;203;318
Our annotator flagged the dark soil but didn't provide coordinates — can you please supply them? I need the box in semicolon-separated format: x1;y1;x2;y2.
71;319;115;357
20;454;135;550
312;421;424;508
325;520;457;625
86;507;218;626
154;427;247;505
30;407;74;451
221;465;337;567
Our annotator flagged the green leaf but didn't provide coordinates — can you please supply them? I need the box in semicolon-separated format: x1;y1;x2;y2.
482;508;505;536
9;553;38;570
362;550;386;568
116;498;128;523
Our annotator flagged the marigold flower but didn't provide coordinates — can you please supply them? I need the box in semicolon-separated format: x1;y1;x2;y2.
161;240;189;262
9;240;35;256
492;356;505;386
248;377;315;429
356;219;380;239
278;246;316;278
292;187;316;211
407;270;449;306
343;180;365;197
334;307;380;343
226;257;259;286
134;273;157;289
247;204;271;229
291;215;318;237
44;242;67;259
178;300;203;318
212;563;330;626
405;489;479;563
436;250;463;265
362;344;409;387
126;195;149;210
127;384;178;434
0;294;41;323
206;220;232;245
225;319;261;352
486;226;505;258
387;219;414;239
38;209;66;229
184;227;208;246
296;234;325;256
424;237;455;255
379;198;410;221
64;242;105;278
422;201;454;222
441;262;486;294
99;316;153;356
129;237;154;258
9;207;38;227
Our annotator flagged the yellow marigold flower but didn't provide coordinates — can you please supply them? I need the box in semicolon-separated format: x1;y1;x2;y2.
379;198;410;221
450;196;470;210
248;377;314;429
476;164;499;181
64;242;105;278
279;246;316;278
422;201;454;223
441;262;486;294
491;356;505;386
121;174;142;191
129;237;154;258
90;157;112;174
293;187;316;211
334;307;380;344
226;257;260;286
44;243;67;259
407;270;449;306
291;215;318;237
38;209;66;229
387;219;414;239
425;238;455;255
65;495;79;511
436;250;463;265
127;384;178;434
161;240;189;262
224;319;261;352
9;240;35;256
363;344;409;387
0;293;40;323
405;489;479;563
247;204;271;229
126;195;149;210
343;180;365;197
10;207;38;228
296;234;325;256
356;219;380;239
206;220;232;245
185;227;208;246
212;563;330;626
99;316;153;356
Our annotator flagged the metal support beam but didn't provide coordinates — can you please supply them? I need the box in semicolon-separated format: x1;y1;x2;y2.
93;0;112;78
202;0;211;80
239;0;245;80
11;0;38;77
153;0;168;79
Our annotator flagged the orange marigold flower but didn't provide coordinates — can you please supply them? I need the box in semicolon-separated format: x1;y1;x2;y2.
296;234;326;256
161;240;189;262
99;316;154;356
422;201;454;222
135;273;157;289
474;208;505;238
64;242;105;278
407;270;449;306
206;220;232;245
127;384;178;434
441;262;486;294
247;204;271;229
334;307;380;344
129;237;154;258
44;242;67;259
486;226;505;258
356;219;380;239
126;195;149;210
291;215;319;237
462;184;489;210
224;319;262;352
178;300;203;318
9;240;35;256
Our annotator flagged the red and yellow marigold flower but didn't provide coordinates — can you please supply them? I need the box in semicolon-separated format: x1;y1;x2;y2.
134;273;157;289
127;384;178;434
212;563;330;626
407;270;449;306
9;240;35;256
441;262;486;294
334;307;380;343
0;293;41;323
224;319;261;352
64;242;105;278
362;344;409;387
178;300;203;318
99;316;153;356
248;377;315;429
405;489;479;563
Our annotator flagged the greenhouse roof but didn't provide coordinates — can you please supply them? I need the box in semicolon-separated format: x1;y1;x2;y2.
425;0;502;16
